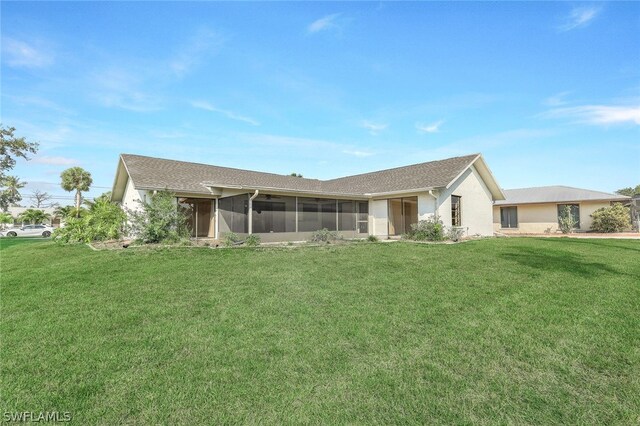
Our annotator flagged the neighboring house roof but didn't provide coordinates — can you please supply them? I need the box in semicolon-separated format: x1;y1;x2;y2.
112;153;505;201
6;206;59;218
494;186;630;206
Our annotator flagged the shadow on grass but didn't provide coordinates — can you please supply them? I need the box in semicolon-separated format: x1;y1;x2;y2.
500;246;623;278
539;237;640;253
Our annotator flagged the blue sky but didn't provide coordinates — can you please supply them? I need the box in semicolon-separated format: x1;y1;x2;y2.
2;1;639;205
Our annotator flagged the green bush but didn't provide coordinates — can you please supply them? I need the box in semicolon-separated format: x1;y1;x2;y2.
309;228;341;243
54;196;127;243
558;205;578;234
127;190;189;244
406;216;445;241
244;234;261;247
590;203;631;233
223;232;240;247
367;235;379;242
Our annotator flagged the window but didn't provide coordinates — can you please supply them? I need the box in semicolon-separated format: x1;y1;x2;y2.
218;194;248;233
357;201;368;233
557;204;580;229
298;197;337;232
451;195;462;226
500;207;518;228
338;201;355;231
252;195;295;233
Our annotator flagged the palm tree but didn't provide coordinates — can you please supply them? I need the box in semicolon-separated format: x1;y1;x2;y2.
60;167;92;217
0;212;13;229
3;176;26;205
18;208;50;225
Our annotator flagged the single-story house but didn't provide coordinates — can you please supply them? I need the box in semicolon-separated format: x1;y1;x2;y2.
111;153;505;242
4;206;62;228
493;186;631;234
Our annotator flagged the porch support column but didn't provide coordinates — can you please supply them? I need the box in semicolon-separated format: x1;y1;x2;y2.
295;197;298;233
248;190;259;234
214;198;219;239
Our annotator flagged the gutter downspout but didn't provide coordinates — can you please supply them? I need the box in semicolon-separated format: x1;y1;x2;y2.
248;190;259;234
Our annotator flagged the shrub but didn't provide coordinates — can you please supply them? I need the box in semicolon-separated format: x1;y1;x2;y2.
244;234;261;247
447;226;465;242
309;228;341;243
590;203;631;233
54;196;127;243
223;232;241;247
406;216;445;241
367;235;379;242
558;205;577;234
127;190;189;244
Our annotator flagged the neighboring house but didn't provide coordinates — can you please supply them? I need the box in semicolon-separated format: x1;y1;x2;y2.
111;153;505;242
493;186;631;234
5;206;62;228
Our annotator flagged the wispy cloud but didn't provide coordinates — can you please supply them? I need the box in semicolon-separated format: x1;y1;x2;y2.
360;120;387;135
543;104;640;126
170;28;224;77
416;120;444;134
92;68;163;112
191;100;260;126
544;91;571;107
558;6;601;32
1;37;53;68
307;13;342;34
343;150;374;158
32;156;79;166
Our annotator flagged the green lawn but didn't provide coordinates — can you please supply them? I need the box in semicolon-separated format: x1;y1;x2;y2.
1;238;639;424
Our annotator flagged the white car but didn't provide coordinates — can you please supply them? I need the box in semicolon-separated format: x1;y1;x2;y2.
1;224;54;238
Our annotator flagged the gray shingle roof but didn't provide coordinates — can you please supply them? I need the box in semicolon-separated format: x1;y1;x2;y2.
119;153;480;197
494;185;630;205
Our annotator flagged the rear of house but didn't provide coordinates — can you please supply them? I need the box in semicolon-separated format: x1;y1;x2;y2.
111;153;505;242
494;186;631;234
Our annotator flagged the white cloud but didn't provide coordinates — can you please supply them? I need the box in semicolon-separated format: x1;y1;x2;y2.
1;37;53;68
307;14;341;34
32;156;79;166
170;28;224;77
360;120;387;135
343;150;374;157
544;91;571;107
416;120;444;134
558;6;601;32
543;104;640;126
191;100;260;126
92;68;163;112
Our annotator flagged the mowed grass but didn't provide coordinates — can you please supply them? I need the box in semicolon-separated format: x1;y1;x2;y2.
1;238;639;424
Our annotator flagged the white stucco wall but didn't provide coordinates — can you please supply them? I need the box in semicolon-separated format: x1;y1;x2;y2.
122;177;147;212
371;199;388;237
417;193;437;221
436;165;494;236
493;200;617;233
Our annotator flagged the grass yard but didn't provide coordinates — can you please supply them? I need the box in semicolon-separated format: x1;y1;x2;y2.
1;238;639;424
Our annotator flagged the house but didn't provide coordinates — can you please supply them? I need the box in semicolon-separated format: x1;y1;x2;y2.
493;186;631;234
5;206;62;228
111;153;505;242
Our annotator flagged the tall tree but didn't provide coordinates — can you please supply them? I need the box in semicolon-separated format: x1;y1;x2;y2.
30;189;52;208
60;167;92;216
0;125;38;211
616;185;640;198
3;176;26;206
